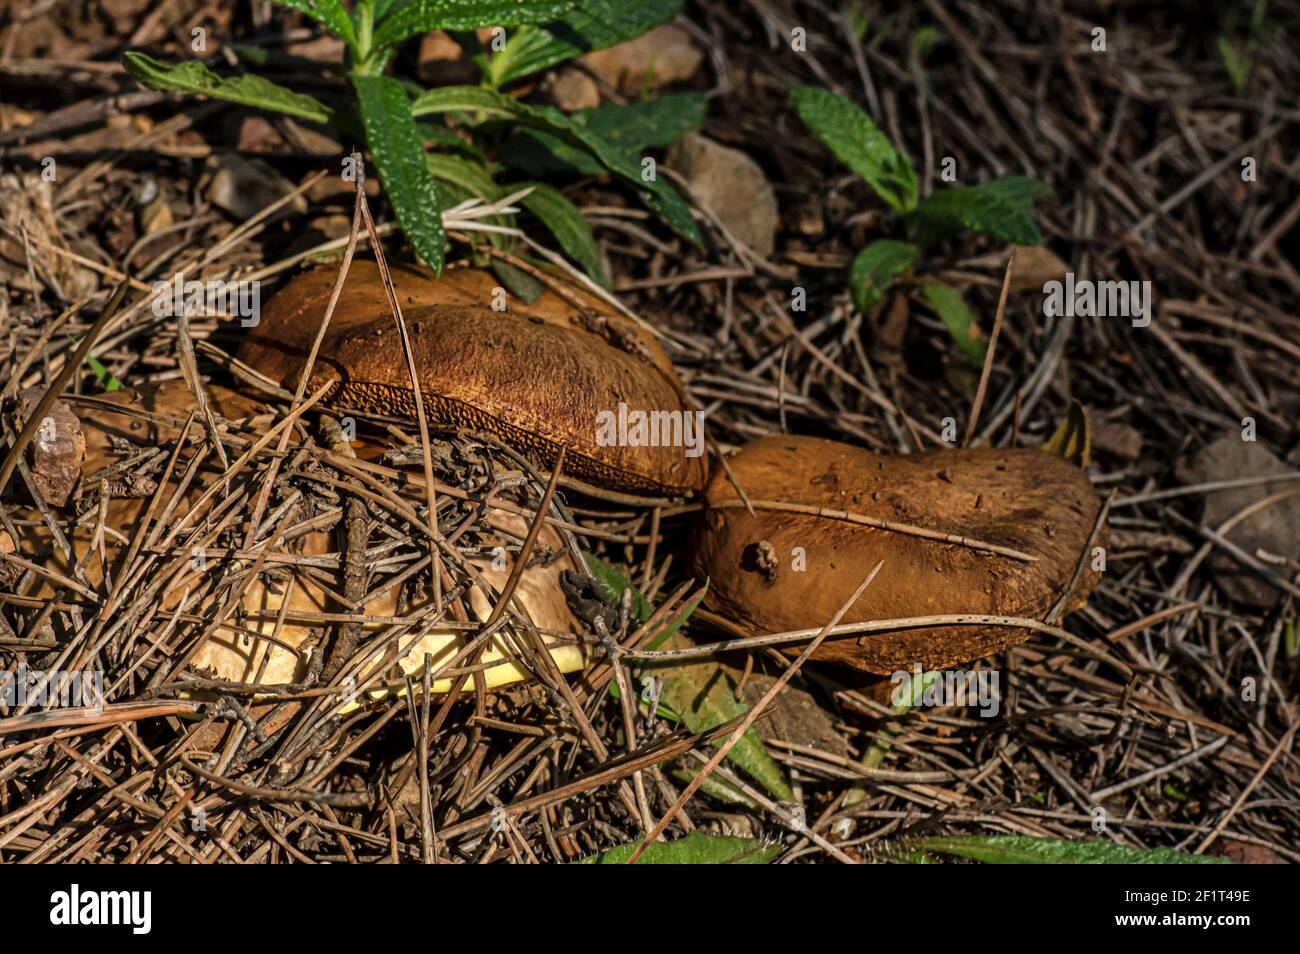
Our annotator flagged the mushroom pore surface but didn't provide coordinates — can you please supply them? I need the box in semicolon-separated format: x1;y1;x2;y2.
236;262;706;497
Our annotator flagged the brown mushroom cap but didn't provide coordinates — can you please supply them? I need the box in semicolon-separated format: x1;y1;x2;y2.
236;261;706;497
16;381;586;695
691;435;1105;674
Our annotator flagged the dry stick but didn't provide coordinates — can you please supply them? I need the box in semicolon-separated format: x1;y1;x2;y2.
356;190;444;608
0;282;128;498
963;248;1015;447
1194;720;1300;854
708;498;1037;562
626;561;885;864
242;163;365;552
1089;735;1230;803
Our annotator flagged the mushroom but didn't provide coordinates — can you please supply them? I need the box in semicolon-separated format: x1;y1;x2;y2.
690;435;1105;674
236;261;707;497
12;380;586;696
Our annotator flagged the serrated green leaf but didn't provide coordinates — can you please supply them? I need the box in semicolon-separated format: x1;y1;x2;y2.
646;632;795;804
789;84;916;213
502;94;706;178
582;558;786;801
849;239;917;312
372;0;577;50
921;284;985;366
489;0;682;85
590;93;708;151
268;0;357;50
122;53;335;125
916;176;1050;247
912;836;1229;865
576;831;781;864
352;75;445;272
425;153;512;249
424;153;499;200
518;183;607;286
409;84;520;118
413;86;700;243
417;121;483;158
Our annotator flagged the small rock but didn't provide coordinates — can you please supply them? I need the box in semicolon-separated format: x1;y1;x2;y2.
417;30;485;86
235;115;282;152
0;530;18;588
667;133;778;257
1009;244;1069;291
550;68;600;111
1093;421;1143;462
739;674;850;760
18;388;85;509
204;155;306;222
304;170;380;205
1177;436;1300;608
139;195;173;235
582;25;702;94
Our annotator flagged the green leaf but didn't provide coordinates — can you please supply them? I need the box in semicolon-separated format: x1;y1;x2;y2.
1217;36;1253;92
424;153;512;249
920;284;985;366
408;84;519;119
122;53;335;125
488;0;682;85
911;836;1230;865
424;153;499;201
789;84;916;213
352;75;445;272
589;93;707;151
372;0;577;50
647;632;794;804
491;259;542;303
413;86;701;244
584;554;653;623
849;239;917;312
644;584;705;651
916;176;1051;247
576;831;780;864
502;94;705;178
518;183;607;286
268;0;357;51
583;558;787;801
83;353;122;391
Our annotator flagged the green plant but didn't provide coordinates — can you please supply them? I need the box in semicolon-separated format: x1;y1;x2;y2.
1217;0;1269;93
123;0;703;287
789;83;1051;364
